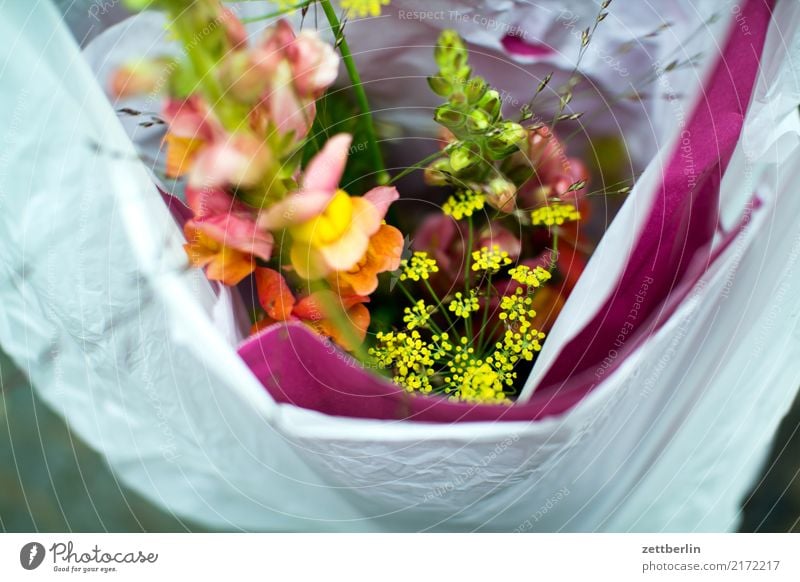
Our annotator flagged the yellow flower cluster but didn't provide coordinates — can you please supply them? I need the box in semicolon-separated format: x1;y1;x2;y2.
370;283;546;401
370;330;438;393
509;264;552;288
472;245;512;273
498;328;546;362
447;357;511;403
448;291;480;318
403;300;432;330
498;288;536;329
340;0;391;18
442;190;486;220
377;193;558;402
399;251;439;281
530;203;581;226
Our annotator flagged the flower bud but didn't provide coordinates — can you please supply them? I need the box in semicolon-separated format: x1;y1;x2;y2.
218;51;269;103
448;142;480;173
464;77;487;104
434;103;466;130
290;30;340;97
189;133;271;190
485;177;518;213
453;65;472;83
466;108;492;133
435;30;468;72
427;75;453;97
424;158;453;186
486;122;527;159
500;122;528;145
477;89;501;120
110;58;172;99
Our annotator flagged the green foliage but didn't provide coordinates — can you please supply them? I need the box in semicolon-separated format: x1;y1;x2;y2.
426;30;528;191
301;91;376;195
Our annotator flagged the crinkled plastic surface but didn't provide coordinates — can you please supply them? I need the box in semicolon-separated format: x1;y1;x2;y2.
0;0;799;531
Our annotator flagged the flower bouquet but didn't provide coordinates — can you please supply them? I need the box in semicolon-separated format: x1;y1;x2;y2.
109;0;615;407
2;0;800;531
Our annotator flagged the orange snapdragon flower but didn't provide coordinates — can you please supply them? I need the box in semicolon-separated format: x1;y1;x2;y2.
329;185;404;295
329;223;404;296
251;267;370;351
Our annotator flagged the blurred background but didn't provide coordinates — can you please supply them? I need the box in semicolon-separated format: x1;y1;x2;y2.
0;349;206;532
2;345;799;532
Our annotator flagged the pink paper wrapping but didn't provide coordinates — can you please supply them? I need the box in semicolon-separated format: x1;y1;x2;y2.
236;0;772;422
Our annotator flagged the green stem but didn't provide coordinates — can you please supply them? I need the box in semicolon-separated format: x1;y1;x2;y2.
476;274;493;355
422;279;455;329
319;0;389;185
464;216;474;339
170;16;220;101
465;216;474;288
550;230;559;273
388;151;442;185
481;310;508;355
165;2;247;130
310;280;371;364
396;282;446;337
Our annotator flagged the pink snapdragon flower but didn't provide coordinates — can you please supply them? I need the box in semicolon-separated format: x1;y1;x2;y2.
259;134;401;281
183;188;273;286
161;96;270;190
222;19;339;141
258;20;338;139
160;96;224;179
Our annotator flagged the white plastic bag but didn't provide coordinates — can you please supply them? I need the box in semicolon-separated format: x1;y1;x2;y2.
1;0;799;532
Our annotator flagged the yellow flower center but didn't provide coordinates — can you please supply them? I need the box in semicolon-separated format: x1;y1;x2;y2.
291;189;353;247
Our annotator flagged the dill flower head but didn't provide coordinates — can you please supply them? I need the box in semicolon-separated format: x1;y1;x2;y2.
471;245;512;273
399;251;439;281
499;288;536;330
403;300;432;330
340;0;391;18
509;264;552;288
448;291;480;319
498;328;546;362
369;330;438;393
431;332;453;352
445;349;510;403
442;190;486;220
530;203;581;226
